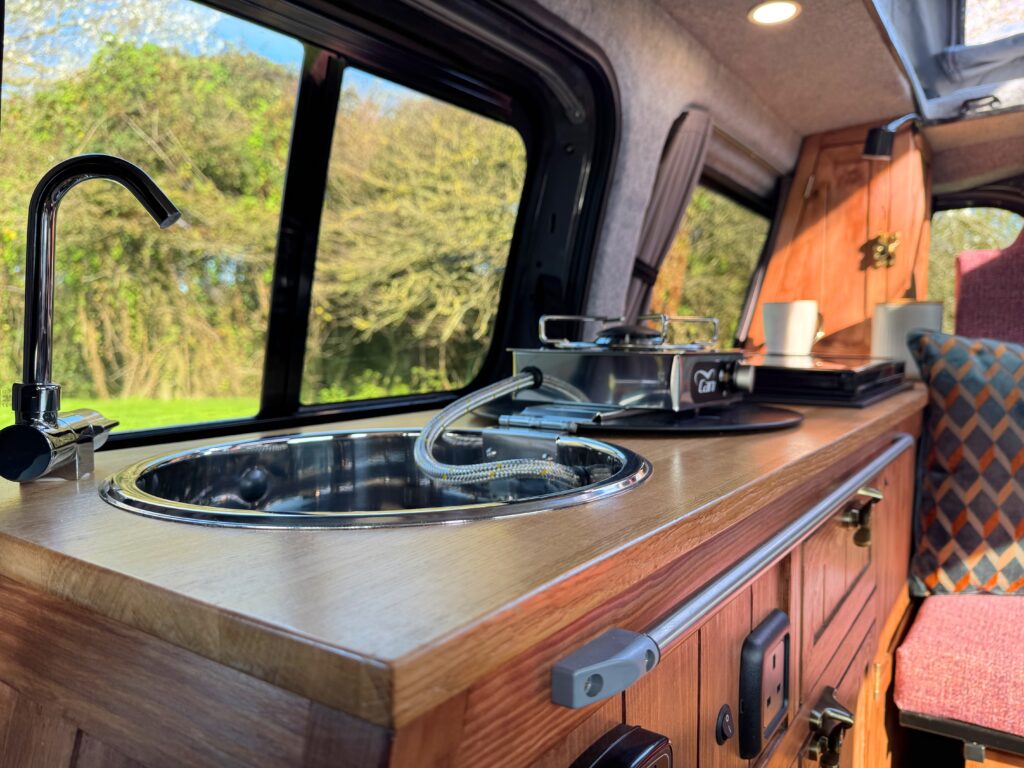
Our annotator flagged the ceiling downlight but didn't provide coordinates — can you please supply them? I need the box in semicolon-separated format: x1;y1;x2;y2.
747;1;802;25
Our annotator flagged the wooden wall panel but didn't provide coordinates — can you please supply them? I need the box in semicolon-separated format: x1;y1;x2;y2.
0;681;15;757
74;734;146;768
872;445;916;633
971;750;1024;768
748;123;931;353
389;692;465;768
0;576;312;768
624;632;698;765
699;588;751;768
0;693;77;768
532;698;622;768
302;702;392;768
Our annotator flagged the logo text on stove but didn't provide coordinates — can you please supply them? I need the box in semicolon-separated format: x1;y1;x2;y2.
694;368;717;394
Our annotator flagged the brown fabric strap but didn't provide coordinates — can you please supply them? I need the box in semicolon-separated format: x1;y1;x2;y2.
630;259;660;286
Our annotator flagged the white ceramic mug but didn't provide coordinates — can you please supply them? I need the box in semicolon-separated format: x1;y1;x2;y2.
871;301;943;379
763;300;823;356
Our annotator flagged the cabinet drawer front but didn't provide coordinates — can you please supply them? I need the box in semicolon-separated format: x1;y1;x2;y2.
801;491;876;696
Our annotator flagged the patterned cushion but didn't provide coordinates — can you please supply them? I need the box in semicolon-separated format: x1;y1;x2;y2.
909;330;1024;594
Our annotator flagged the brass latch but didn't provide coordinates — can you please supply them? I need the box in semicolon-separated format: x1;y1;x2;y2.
840;486;883;548
806;686;855;767
869;232;900;269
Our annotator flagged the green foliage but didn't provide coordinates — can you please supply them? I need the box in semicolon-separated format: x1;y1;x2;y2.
928;208;1024;332
650;186;770;343
6;31;1016;435
303;84;525;401
0;40;524;428
0;41;296;417
0;397;258;431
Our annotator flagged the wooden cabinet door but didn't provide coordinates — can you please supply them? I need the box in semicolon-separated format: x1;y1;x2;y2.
749;125;930;354
871;447;915;633
801;497;876;697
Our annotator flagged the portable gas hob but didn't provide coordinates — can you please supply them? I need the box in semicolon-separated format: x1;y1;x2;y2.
476;315;803;433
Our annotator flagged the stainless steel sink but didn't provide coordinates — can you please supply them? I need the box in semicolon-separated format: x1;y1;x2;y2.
99;428;650;528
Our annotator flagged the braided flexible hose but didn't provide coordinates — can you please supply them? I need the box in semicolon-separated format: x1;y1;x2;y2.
413;371;581;487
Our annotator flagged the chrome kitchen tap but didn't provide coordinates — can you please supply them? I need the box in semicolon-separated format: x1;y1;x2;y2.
0;155;180;482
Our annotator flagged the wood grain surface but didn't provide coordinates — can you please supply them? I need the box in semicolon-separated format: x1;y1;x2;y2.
747;122;930;354
0;389;926;726
532;698;622;768
624;631;699;767
699;588;751;768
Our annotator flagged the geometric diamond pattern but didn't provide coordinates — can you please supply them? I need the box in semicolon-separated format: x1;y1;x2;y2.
909;330;1024;594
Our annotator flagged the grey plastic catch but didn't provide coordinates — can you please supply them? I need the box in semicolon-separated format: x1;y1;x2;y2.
550;628;660;708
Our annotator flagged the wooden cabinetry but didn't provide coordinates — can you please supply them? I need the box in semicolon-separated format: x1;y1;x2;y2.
0;416;922;768
800;499;875;698
624;633;699;768
748;124;930;355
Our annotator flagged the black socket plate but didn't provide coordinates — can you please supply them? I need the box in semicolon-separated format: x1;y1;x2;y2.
738;609;791;759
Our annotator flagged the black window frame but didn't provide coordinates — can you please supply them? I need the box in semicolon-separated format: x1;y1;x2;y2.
26;0;619;448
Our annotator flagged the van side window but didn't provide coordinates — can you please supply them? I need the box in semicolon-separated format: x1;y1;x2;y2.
302;69;527;404
650;183;770;343
929;207;1024;332
0;0;303;430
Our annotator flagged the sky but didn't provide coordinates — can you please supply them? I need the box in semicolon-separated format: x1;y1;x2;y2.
211;9;413;100
1;0;416;101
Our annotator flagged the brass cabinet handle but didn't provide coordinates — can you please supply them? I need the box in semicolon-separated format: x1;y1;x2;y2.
869;232;900;268
839;486;883;548
806;686;854;767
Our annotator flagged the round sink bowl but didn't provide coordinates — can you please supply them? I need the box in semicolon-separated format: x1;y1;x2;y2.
99;428;650;528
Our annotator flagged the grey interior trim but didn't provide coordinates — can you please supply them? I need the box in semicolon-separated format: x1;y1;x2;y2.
871;0;1024;119
404;0;587;123
705;128;782;200
534;0;799;319
867;0;931;115
937;33;1024;94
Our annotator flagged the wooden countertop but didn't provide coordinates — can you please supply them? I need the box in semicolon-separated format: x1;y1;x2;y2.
0;388;926;727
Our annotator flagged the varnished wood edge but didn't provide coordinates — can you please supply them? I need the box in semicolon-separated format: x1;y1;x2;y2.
0;392;926;729
0;538;396;726
390;396;926;725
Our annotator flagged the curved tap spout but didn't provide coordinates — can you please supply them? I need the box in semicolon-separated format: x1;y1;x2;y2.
1;155;179;482
18;154;180;423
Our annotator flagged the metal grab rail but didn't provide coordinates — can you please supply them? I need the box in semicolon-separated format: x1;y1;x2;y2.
550;432;915;709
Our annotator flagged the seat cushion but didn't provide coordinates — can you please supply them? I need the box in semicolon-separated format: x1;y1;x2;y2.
895;595;1024;738
909;330;1024;594
956;227;1024;344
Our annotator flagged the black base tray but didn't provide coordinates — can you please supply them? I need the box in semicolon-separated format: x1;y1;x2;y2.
749;380;913;408
475;399;804;434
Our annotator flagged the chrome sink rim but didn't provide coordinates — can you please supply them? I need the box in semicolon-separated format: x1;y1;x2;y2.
98;428;651;529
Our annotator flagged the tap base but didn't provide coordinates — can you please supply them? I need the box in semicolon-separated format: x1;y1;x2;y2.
12;382;61;424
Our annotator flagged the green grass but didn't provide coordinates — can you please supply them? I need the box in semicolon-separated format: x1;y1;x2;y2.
0;397;259;431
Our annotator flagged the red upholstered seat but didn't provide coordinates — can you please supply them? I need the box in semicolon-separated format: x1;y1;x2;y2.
894;595;1024;738
956;227;1024;343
